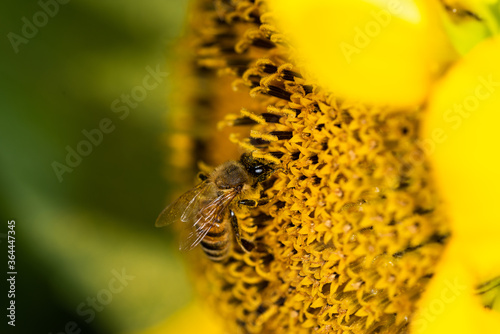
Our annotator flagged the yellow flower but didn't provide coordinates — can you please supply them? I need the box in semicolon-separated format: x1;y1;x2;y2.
142;0;500;333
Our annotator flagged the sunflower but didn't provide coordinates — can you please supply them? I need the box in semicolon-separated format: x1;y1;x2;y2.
142;1;500;333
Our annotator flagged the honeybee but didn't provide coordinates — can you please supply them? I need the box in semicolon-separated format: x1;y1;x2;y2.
156;153;276;261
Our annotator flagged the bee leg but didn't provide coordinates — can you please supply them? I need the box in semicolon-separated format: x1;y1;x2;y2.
230;210;254;252
197;172;209;182
238;198;269;207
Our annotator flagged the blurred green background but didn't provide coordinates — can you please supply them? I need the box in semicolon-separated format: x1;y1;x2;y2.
0;1;192;333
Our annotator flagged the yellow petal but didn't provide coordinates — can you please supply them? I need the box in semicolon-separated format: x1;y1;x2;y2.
270;0;456;107
132;301;224;334
411;239;500;333
424;35;500;247
419;34;500;332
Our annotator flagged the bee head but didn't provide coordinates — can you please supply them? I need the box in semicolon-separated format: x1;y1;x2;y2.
239;153;276;184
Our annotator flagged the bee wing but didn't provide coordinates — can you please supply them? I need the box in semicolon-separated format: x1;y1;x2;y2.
179;188;240;252
155;181;214;228
179;182;215;223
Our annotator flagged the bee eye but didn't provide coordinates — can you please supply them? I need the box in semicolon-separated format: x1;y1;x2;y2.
252;165;264;175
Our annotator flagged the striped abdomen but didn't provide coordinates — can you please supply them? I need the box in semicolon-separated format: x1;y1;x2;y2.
200;216;231;262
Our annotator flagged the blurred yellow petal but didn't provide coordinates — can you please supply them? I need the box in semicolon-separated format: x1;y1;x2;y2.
424;35;500;244
270;0;457;107
419;34;500;332
411;239;500;333
132;301;224;334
